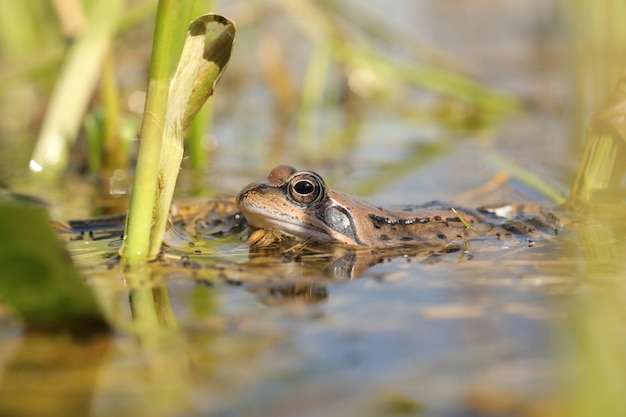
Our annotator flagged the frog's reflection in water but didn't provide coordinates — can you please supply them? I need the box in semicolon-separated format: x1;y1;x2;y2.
240;236;466;305
247;282;329;306
164;196;560;307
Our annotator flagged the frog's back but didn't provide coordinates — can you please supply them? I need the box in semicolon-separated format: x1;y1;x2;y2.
351;200;561;247
348;200;483;246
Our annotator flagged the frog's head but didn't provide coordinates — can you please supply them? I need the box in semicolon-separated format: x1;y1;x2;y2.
237;166;361;245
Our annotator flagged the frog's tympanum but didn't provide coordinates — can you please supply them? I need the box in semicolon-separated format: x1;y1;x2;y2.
237;165;561;247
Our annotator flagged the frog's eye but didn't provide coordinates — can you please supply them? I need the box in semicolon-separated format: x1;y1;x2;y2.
293;180;314;195
287;173;325;206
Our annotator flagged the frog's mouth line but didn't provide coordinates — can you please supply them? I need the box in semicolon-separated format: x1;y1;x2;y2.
239;207;354;244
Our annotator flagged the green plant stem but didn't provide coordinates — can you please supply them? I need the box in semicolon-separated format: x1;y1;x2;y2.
29;0;124;179
0;1;53;61
123;12;235;264
0;1;157;92
334;42;518;114
147;24;207;258
298;40;331;158
569;0;626;150
486;150;567;205
186;0;217;173
102;45;125;172
570;73;626;205
121;0;193;265
188;98;213;172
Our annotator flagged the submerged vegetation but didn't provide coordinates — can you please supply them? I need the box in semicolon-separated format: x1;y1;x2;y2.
0;0;625;416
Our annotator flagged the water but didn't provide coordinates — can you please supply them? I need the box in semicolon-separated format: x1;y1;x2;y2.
2;1;623;416
17;196;572;417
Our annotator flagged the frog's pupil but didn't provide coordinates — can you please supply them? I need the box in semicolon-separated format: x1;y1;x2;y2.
294;180;314;195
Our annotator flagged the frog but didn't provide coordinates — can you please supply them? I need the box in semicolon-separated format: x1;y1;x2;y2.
236;165;561;247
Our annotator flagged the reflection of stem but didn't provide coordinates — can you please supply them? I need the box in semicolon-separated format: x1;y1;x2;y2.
565;65;626;416
126;269;179;332
153;286;179;328
566;212;626;417
129;287;161;330
124;269;189;416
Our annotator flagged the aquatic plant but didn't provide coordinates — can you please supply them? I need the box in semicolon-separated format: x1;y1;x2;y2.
120;6;235;264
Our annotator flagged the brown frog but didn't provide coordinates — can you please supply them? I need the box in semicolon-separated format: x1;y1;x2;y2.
236;165;561;247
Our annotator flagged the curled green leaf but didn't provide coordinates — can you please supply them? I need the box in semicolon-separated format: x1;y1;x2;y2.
148;13;236;260
184;14;236;129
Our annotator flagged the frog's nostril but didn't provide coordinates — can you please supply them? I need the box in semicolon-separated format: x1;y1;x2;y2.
253;184;270;194
236;189;251;206
236;184;271;207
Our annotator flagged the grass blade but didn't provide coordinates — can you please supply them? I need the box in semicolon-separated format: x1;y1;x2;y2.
570;73;626;205
120;0;194;265
29;0;124;179
122;11;235;264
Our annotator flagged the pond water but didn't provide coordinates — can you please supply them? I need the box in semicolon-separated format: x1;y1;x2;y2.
1;1;625;416
35;192;575;417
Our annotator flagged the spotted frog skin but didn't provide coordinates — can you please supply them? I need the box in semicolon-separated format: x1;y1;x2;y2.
236;165;559;247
